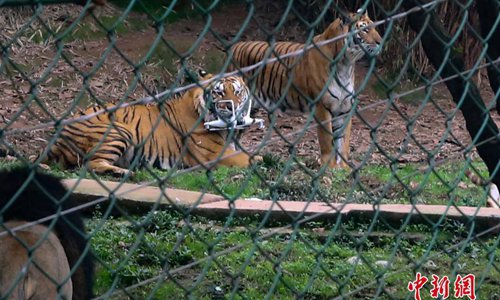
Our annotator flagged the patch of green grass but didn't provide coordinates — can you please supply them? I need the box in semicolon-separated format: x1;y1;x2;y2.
0;160;25;171
145;42;225;81
108;0;184;21
371;76;428;106
191;49;226;74
2;153;490;206
0;61;30;75
147;156;489;206
70;16;150;41
44;75;65;88
132;165;261;199
87;210;500;299
108;0;242;21
358;161;489;206
147;40;192;75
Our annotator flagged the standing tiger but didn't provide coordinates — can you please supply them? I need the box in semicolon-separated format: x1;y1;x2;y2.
228;10;382;168
41;72;259;176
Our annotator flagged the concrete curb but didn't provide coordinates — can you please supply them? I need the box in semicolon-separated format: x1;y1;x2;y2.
195;200;500;232
63;179;500;234
63;179;225;214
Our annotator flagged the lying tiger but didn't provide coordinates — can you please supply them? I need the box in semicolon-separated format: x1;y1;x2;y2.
42;71;259;176
228;10;382;169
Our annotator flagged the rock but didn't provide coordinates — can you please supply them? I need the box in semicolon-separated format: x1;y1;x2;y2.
375;260;390;268
423;260;438;271
347;256;363;265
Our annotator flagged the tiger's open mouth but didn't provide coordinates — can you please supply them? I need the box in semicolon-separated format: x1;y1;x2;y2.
213;100;235;121
353;35;380;55
353;34;363;46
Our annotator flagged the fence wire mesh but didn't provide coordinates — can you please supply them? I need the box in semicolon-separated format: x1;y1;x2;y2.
0;0;499;299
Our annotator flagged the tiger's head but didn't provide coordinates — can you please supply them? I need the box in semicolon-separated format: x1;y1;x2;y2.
347;9;382;58
321;9;382;61
194;70;261;130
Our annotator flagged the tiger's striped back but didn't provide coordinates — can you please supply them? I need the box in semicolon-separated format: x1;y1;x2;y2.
230;41;312;112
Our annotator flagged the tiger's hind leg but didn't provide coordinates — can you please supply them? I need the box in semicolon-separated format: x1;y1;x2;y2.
341;117;352;168
315;104;336;168
84;124;135;177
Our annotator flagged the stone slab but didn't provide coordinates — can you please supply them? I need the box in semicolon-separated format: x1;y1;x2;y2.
62;178;500;234
194;200;500;232
62;178;224;213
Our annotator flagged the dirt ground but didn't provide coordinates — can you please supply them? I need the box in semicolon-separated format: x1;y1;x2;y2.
0;2;498;168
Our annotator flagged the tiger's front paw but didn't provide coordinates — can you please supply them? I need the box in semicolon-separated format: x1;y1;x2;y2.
327;161;350;170
108;167;135;178
119;169;135;178
320;154;350;170
250;155;263;164
38;163;51;171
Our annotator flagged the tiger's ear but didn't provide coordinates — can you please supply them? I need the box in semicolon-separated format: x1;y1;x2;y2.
198;69;208;79
355;8;368;18
198;69;214;81
184;68;213;85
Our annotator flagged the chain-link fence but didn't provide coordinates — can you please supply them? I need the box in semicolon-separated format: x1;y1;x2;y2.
1;0;499;299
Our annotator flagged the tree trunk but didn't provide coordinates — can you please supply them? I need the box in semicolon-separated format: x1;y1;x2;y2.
476;0;500;115
402;0;500;186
